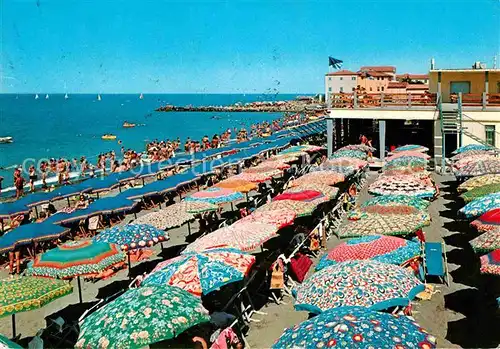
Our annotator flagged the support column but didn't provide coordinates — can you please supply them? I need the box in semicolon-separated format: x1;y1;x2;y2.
379;120;386;161
433;119;444;174
326;118;334;158
484;71;489;109
437;72;442;100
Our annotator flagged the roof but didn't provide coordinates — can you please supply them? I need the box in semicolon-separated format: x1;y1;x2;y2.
430;68;500;73
359;66;396;73
363;71;392;78
406;84;429;90
325;69;359;76
387;82;408;89
397;73;429;80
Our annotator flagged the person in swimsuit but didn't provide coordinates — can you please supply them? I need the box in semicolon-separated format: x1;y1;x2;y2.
28;165;37;192
14;169;25;199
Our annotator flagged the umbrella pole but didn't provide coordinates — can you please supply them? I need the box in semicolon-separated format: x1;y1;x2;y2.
97;192;100;199
119;185;122;193
67;197;71;207
11;314;16;338
1;219;4;233
187;221;191;236
178;192;182;200
127;252;132;280
245;192;249;207
77;276;83;303
231;202;234;212
34;206;39;219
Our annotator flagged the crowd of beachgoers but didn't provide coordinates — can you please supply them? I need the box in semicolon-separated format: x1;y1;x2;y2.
1;113;306;199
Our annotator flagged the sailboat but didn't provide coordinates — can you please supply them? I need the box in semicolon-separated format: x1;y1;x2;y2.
45;94;49;100
35;94;39;100
97;94;102;101
139;93;144;100
64;93;69;100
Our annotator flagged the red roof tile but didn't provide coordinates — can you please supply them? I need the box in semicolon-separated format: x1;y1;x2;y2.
360;66;396;73
325;70;359;76
387;82;408;89
396;73;429;80
406;84;429;90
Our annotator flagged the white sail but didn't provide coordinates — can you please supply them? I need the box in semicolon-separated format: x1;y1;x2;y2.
139;93;144;99
65;93;69;99
35;94;39;100
97;94;102;101
45;94;49;99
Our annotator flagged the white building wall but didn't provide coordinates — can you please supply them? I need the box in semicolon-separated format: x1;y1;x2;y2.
325;75;358;104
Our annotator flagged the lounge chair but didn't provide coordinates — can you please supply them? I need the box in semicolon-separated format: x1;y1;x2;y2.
421;241;449;286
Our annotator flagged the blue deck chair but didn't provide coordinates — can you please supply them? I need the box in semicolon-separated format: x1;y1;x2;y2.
422;241;449;286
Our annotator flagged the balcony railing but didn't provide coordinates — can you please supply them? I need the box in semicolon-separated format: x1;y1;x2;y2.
329;92;437;109
451;93;500;108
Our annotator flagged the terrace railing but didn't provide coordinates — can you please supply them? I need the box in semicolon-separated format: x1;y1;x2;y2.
456;93;500;109
329;92;437;109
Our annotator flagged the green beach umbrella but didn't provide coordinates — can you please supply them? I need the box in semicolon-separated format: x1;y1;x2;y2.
0;276;73;337
75;285;210;349
360;195;430;211
460;183;500;203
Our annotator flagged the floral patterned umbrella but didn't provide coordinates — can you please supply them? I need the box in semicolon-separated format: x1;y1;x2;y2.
369;176;436;199
291;171;345;187
286;183;339;200
309;165;357;177
293;260;424;313
183;222;278;253
270;154;300;163
331;150;367;160
455;159;500;178
94;224;169;251
361;195;430;211
385;156;427;169
184;187;244;205
27;240;126;279
233;170;281;183
238;209;296;229
458;174;500;192
180;201;219;214
253;160;291;170
281;145;323;155
0;276;73;318
479;249;500;275
316;235;420;271
453;155;497;170
324;157;368;169
386;151;431;162
337;213;430;238
470;228;500;253
272;307;436;349
460;183;500;203
360;204;420;215
452;144;494;155
215;178;258;193
142;248;255;296
471;208;500;233
338;144;375;153
256;200;317;217
75;285;210;349
391;144;429;153
383;167;428;176
451;149;496;162
459;193;500;218
273;190;328;206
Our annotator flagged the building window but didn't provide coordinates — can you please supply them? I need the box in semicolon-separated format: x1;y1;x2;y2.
328;77;331;81
381;86;384;91
485;125;496;146
340;77;343;80
328;87;332;92
352;77;356;81
339;87;344;92
377;87;380;92
352;87;355;91
370;87;373;91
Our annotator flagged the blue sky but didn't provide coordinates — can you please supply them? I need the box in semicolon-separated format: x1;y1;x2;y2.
1;0;499;93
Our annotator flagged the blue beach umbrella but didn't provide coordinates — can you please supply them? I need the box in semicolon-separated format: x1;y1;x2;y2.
0;222;69;253
93;224;169;251
0;202;30;220
293;260;424;314
459;192;500;218
453;144;494;155
272;307;437;349
392;144;429;153
56;197;136;224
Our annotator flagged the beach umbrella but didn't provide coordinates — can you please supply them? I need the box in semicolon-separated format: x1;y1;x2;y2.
94;224;169;251
183;222;278;253
273;190;328;206
331;149;367;160
337;144;375;153
460;183;500;203
280;145;323;155
459;193;500;218
0;222;70;254
452;144;494;155
75;285;210;349
293;260;424;313
359;204;420;215
184;187;244;205
309;165;357;177
233;170;281;183
361;195;430;211
479;249;500;275
286;183;339;200
324;157;368;169
271;153;300;163
471;208;500;233
458;174;500;192
369;176;436;199
391;144;429;153
272;307;436;349
178;201;219;214
254;160;291;170
238;209;296;229
0;334;22;348
386;151;431;161
0;201;30;221
386;155;428;165
256;200;317;217
470;228;500;253
337;213;430;238
451;149;496;161
455;159;500;177
142;248;255;296
383;167;427;176
453;154;497;170
291;171;345;187
317;235;420;271
0;276;73;337
215;178;258;193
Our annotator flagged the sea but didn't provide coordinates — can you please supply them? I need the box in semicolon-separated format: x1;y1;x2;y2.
0;93;303;187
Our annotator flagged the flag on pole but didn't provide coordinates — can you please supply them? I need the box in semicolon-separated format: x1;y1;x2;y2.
328;57;343;69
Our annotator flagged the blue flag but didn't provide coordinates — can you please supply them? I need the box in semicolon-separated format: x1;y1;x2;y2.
328;57;343;69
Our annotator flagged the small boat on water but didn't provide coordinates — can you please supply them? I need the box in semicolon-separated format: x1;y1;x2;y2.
101;134;117;140
97;94;102;101
35;94;39;100
122;121;136;128
45;94;49;100
0;137;13;144
65;93;69;100
139;93;144;100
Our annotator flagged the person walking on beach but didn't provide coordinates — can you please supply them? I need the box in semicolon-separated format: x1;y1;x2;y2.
28;165;37;192
14;169;25;199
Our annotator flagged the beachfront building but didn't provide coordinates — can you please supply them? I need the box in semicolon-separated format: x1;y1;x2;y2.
324;70;358;105
396;73;429;84
325;60;500;173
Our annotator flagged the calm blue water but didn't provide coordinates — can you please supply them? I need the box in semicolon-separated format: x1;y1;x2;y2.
0;94;301;186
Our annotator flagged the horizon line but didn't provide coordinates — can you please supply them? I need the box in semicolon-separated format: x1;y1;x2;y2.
0;92;319;95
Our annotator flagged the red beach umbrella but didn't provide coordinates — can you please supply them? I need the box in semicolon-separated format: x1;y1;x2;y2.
273;190;326;204
480;249;500;275
471;208;500;233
